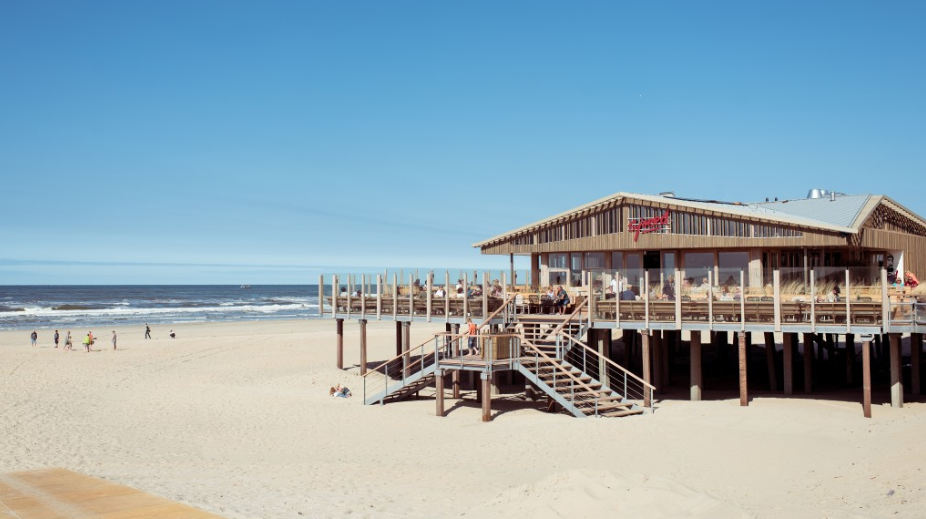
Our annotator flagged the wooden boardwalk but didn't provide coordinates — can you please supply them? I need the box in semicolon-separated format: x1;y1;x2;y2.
0;468;223;519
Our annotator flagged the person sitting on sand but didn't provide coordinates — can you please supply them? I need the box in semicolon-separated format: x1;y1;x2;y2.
169;330;176;339
329;384;352;398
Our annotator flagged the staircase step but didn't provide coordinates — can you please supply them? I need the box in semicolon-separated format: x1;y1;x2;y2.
597;408;645;418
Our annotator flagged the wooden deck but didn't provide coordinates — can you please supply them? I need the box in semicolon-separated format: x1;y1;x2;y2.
0;468;223;519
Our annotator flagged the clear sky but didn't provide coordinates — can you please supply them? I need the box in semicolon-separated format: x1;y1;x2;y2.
1;1;924;284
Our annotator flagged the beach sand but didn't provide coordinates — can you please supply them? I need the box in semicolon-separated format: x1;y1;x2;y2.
1;319;924;518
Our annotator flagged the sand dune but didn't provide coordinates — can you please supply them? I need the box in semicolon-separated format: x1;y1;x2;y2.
1;319;923;518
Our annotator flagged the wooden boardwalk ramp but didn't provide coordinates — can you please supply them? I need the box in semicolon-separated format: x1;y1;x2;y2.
0;468;223;519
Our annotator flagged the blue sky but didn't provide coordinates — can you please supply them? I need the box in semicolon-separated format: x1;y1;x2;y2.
1;1;924;284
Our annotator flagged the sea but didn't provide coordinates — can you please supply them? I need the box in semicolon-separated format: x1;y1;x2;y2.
0;285;319;331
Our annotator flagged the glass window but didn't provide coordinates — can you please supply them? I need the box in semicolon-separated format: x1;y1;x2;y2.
611;252;623;273
684;252;714;286
718;251;749;286
549;253;567;269
625;253;643;292
570;253;583;287
585;252;606;270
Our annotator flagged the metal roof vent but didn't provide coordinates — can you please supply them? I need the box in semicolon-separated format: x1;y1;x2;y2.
830;191;836;202
807;188;830;199
659;191;676;198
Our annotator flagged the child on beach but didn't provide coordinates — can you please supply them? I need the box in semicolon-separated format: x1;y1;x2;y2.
54;330;59;348
112;331;117;350
64;331;72;352
30;330;37;348
329;384;352;398
466;318;478;355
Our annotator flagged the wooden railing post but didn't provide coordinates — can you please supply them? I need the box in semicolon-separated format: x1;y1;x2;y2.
463;272;469;318
392;273;398;319
444;271;450;322
810;270;816;333
881;268;890;332
318;275;324;317
426;272;433;322
675;268;681;329
773;270;781;332
845;269;851;334
361;274;366;320
708;270;714;331
376;275;382;320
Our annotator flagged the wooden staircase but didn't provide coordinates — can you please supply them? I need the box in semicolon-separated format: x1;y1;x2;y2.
518;337;644;418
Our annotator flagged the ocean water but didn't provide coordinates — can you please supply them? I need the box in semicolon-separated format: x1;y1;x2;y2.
0;285;319;331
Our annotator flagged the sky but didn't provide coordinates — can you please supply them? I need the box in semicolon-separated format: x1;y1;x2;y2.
1;1;924;284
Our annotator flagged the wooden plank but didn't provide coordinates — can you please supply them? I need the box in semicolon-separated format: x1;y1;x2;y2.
0;468;224;519
376;275;382;320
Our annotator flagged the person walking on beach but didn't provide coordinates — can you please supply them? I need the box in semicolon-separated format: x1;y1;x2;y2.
64;331;72;352
111;330;117;350
54;330;60;348
30;330;37;347
82;333;92;353
145;324;151;339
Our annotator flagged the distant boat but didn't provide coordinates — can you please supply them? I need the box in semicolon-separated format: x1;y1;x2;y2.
240;285;252;289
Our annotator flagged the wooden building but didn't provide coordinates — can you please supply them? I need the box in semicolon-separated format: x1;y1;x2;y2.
475;190;926;294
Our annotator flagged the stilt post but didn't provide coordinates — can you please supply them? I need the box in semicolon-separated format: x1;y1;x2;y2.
803;332;813;393
359;319;368;375
690;330;702;401
738;331;748;406
764;332;777;392
890;333;903;408
862;338;872;418
435;370;445;417
336;318;344;370
783;333;793;395
642;331;652;407
912;332;922;396
481;373;491;422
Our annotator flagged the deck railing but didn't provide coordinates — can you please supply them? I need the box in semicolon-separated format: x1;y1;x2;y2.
326;267;923;332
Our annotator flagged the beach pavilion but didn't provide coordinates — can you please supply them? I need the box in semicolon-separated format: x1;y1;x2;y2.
322;189;926;420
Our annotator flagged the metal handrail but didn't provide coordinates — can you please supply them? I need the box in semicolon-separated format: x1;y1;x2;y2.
558;332;655;392
519;335;601;399
545;298;589;337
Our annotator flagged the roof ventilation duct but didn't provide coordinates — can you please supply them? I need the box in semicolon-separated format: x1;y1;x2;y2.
807;189;830;199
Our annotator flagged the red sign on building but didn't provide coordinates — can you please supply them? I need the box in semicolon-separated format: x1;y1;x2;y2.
628;211;671;242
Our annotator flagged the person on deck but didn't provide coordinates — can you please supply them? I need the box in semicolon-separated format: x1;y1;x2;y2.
905;271;919;289
466;318;478;355
662;276;676;301
619;284;636;301
554;285;570;314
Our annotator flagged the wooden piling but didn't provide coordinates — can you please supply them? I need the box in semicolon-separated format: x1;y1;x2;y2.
738;331;748;406
359;319;368;375
652;331;663;392
890;333;903;408
690;330;702;401
336;318;344;370
912;333;922;396
395;321;402;357
803;333;813;393
481;374;491;422
862;339;872;418
642;332;652;408
435;370;445;417
845;333;855;386
764;331;777;392
783;333;794;395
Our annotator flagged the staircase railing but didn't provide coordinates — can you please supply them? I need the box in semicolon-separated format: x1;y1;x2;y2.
479;294;517;331
546;298;589;337
557;331;655;411
519;336;608;417
362;334;445;404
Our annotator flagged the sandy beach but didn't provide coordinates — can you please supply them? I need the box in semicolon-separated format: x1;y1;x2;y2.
1;319;924;519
